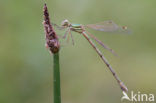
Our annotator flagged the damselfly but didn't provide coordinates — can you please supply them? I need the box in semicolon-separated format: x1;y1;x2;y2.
53;19;130;92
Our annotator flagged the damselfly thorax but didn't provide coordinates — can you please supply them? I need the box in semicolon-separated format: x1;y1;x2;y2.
70;24;85;33
61;20;85;33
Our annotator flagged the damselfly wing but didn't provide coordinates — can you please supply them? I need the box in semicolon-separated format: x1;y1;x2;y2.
85;20;131;34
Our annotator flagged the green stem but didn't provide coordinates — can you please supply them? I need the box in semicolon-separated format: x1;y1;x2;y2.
53;53;61;103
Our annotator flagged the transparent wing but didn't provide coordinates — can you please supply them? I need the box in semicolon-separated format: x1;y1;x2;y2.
85;20;131;34
85;31;117;56
50;22;68;39
51;22;65;30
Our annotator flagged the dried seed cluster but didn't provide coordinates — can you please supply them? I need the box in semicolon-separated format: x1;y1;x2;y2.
43;4;60;54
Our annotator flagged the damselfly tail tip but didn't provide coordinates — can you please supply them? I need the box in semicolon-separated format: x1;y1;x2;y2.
120;82;128;92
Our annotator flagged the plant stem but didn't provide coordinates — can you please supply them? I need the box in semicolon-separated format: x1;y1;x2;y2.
53;53;61;103
43;3;61;103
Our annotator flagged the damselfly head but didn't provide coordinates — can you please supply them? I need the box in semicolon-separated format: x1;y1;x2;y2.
61;19;70;27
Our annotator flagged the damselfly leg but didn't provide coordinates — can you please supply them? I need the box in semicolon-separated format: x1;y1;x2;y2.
85;30;117;56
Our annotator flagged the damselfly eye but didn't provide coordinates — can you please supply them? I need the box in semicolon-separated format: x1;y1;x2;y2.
61;19;69;27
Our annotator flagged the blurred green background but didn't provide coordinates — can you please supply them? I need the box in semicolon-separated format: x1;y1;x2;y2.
0;0;156;103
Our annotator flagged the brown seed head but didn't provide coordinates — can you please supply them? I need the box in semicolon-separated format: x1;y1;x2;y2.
43;3;60;54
